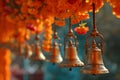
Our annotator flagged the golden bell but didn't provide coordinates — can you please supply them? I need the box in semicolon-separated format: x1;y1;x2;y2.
24;44;32;58
59;41;84;68
49;42;63;64
33;43;46;61
80;41;109;75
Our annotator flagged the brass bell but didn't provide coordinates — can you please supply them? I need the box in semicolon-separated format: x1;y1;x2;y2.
59;40;84;68
81;41;109;75
49;42;63;64
48;23;63;64
33;43;46;61
33;33;46;61
59;17;84;70
81;3;109;75
24;44;32;58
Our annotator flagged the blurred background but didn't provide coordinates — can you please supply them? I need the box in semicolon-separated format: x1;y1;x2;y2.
10;3;120;80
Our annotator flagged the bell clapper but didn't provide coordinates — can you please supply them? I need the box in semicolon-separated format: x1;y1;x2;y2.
69;67;72;71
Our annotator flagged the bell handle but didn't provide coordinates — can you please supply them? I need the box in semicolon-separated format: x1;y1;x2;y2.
74;36;79;51
85;34;91;63
98;34;104;54
53;22;62;46
64;35;68;52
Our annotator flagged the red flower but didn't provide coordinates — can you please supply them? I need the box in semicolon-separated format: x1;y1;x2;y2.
26;24;37;31
74;23;89;35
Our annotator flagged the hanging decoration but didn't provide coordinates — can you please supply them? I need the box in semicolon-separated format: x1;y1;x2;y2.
41;16;54;52
80;3;109;75
107;0;120;18
1;0;120;77
59;18;84;71
0;0;105;45
0;48;11;80
33;32;46;61
74;23;89;35
48;23;63;64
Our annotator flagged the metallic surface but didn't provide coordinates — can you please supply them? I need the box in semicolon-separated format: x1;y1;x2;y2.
81;3;109;75
59;18;84;68
59;41;84;67
81;41;109;74
49;42;63;63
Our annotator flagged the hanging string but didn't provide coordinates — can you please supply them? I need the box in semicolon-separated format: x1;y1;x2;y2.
92;3;96;31
53;24;57;38
69;17;72;31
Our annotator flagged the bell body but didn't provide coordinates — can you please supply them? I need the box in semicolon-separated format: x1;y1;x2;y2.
59;44;84;67
81;47;109;74
49;43;63;63
34;43;46;61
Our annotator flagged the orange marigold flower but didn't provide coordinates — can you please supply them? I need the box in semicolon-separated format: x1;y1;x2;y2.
112;6;120;18
74;23;89;35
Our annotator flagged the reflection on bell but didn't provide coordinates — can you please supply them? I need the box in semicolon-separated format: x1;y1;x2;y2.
59;41;84;68
34;43;46;61
49;42;63;64
24;44;32;58
81;41;109;74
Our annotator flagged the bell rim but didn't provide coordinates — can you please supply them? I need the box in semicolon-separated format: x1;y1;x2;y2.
80;69;109;74
80;65;109;74
59;62;84;67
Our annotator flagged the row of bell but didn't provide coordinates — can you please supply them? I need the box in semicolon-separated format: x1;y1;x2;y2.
18;33;109;75
18;33;46;61
49;39;109;74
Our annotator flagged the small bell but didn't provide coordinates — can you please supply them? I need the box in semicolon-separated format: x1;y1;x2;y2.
33;33;46;61
59;40;84;68
48;23;63;64
33;43;46;61
49;42;63;64
81;41;109;74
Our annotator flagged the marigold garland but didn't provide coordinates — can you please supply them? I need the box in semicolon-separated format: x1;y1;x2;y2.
41;16;54;52
0;48;11;80
0;0;120;52
0;0;106;44
107;0;120;18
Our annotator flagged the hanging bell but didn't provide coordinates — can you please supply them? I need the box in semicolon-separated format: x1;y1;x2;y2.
81;41;109;75
49;42;63;64
33;33;46;61
59;40;84;68
24;44;32;59
48;23;63;64
59;17;84;70
81;3;109;75
33;43;46;61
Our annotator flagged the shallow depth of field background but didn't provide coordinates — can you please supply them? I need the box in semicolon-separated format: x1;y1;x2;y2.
11;3;120;80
